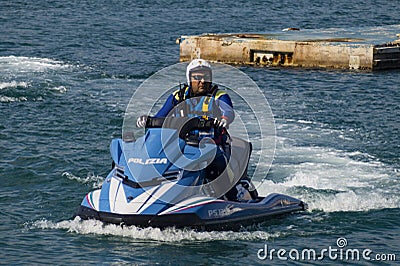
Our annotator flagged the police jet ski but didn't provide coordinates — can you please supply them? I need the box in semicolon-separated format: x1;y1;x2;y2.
75;116;306;230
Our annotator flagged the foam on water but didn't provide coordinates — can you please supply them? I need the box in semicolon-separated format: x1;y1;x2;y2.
256;143;399;213
0;81;29;90
0;95;28;103
0;81;30;102
30;217;281;243
62;172;104;189
0;56;71;72
0;56;73;102
49;86;67;93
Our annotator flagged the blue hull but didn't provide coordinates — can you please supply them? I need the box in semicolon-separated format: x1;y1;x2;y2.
76;193;306;230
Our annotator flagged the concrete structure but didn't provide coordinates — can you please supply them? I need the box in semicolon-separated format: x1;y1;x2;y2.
177;26;400;70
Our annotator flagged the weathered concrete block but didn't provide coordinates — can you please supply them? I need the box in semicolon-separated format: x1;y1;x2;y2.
177;27;400;70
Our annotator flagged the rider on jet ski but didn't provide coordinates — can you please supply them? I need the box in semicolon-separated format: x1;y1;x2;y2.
136;59;255;201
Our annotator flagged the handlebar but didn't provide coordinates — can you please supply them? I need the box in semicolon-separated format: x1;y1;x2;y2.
145;116;220;140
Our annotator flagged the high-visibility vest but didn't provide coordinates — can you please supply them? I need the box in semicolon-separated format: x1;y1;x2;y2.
172;86;227;119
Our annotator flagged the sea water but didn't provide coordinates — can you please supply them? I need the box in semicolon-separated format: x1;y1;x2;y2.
1;0;399;264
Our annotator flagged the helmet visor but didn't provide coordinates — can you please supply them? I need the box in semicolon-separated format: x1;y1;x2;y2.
190;68;212;83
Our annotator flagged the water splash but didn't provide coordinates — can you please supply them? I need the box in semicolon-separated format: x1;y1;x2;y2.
0;56;73;102
0;56;71;73
0;95;28;103
30;217;280;243
49;86;67;94
62;172;104;189
256;144;400;213
0;81;29;90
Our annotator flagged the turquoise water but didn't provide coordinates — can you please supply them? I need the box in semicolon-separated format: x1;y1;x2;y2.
1;1;399;265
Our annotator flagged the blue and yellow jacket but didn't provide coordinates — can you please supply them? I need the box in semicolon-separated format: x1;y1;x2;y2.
155;85;235;125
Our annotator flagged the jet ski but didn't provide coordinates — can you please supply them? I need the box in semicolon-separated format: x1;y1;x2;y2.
75;116;306;230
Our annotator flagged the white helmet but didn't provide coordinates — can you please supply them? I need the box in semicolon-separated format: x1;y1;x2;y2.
186;59;212;84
